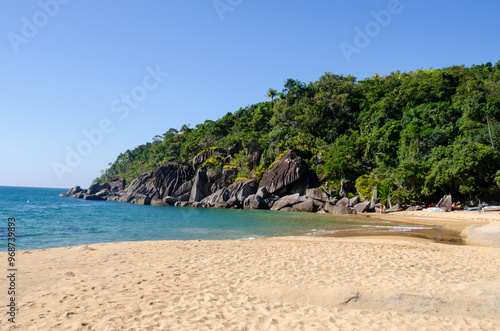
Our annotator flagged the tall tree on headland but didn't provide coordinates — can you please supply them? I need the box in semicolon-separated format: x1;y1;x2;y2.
265;88;278;102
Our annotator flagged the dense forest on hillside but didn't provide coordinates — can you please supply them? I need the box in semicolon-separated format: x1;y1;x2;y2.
94;62;500;204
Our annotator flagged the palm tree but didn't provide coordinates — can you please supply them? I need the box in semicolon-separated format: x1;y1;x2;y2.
265;88;278;102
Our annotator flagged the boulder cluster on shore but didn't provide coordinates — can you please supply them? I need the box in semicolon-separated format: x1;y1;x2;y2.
60;150;400;215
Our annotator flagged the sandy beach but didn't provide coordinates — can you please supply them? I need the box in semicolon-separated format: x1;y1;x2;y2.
2;211;500;330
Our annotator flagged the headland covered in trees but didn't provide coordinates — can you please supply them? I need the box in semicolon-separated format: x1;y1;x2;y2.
65;62;500;211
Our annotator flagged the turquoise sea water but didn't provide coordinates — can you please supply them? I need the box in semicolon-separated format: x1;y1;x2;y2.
0;186;461;251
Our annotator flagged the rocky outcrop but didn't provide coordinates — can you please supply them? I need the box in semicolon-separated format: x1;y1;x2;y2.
294;199;318;213
227;141;243;156
437;194;452;212
150;197;171;207
192;149;222;169
211;181;225;194
200;188;230;207
125;173;154;197
369;186;378;210
259;151;309;196
151;163;194;196
336;197;349;207
306;188;327;202
348;196;359;207
340;180;353;198
83;194;105;201
109;178;126;192
248;150;262;170
95;189;110;198
271;193;300;211
353;201;370;213
189;167;211;202
222;168;237;186
227;180;258;201
173;180;193;201
66;186;82;196
118;162;194;201
226;197;242;209
88;182;111;195
150;197;177;207
131;194;151;205
325;203;357;215
256;187;269;199
243;194;264;209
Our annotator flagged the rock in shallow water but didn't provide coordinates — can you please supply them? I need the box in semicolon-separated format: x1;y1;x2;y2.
271;193;300;211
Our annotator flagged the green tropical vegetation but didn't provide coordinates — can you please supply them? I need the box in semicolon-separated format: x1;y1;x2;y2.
95;62;500;204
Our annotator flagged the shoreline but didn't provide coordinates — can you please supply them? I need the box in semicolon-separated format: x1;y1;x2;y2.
364;209;497;231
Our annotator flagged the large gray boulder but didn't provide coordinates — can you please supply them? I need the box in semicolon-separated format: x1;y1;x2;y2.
72;193;85;199
227;180;258;201
258;150;309;196
131;194;151;205
353;201;370;213
173;179;193;201
201;188;230;207
325;203;357;215
348;196;359;207
83;194;105;201
108;178;126;192
189;167;211;202
95;189;110;198
369;186;378;209
256;186;269;199
243;194;264;209
66;186;82;196
306;188;327;202
115;193;135;203
336;197;349;207
226;197;242;209
293;199;318;213
271;193;300;211
437;194;453;212
150;197;170;207
88;182;111;195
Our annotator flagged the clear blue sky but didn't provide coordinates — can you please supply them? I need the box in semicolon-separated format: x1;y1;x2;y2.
1;0;499;189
